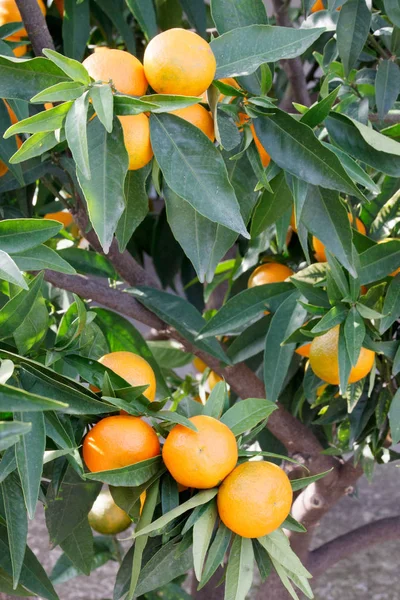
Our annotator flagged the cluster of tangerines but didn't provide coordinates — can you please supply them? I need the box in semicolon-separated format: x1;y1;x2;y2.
83;351;293;538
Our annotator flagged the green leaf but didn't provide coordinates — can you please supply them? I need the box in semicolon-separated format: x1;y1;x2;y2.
13;244;75;274
253;110;365;201
221;398;277;436
0;526;58;600
0;99;24;185
134;489;218;538
150;113;248;238
76;117;129;253
161;473;179;515
45;466;101;547
290;468;332;491
300;86;340;128
198;522;231;589
90;85;113;133
225;535;254;600
264;293;307;402
193;500;218;581
10;130;62;164
198;283;293;339
359;240;400;284
321;142;380;194
179;0;207;35
0;421;31;442
128;286;231;364
344;307;366;366
337;0;371;76
14;296;49;355
43;49;91;85
253;539;272;582
379;275;400;334
211;0;268;33
116;165;151;252
94;0;136;54
135;539;193;597
114;94;160;116
0;218;62;254
0;56;70;101
0;566;31;596
203;381;227;419
85;456;162;487
0;474;28;587
338;322;352;394
59;518;93;577
0;383;67;412
258;530;311;579
4;102;72;138
144;94;202;113
92;307;169;399
126;0;158;40
311;304;348;333
281;514;307;533
0;250;27;289
15;411;45;519
326;113;400;177
376;60;400;120
57;247;115;278
251;172;293;238
384;0;400;26
30;81;88;103
65;92;90;178
0;272;43;339
62;0;90;62
211;25;324;78
389;388;400;444
148;340;193;369
0;448;17;485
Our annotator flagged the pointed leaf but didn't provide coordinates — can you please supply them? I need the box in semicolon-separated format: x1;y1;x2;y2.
43;49;91;85
193;500;218;581
15;411;45;519
225;535;254;600
84;456;162;487
13;244;75;274
62;0;90;62
116;165;150;251
0;474;28;587
376;60;400;120
0;272;44;339
0;56;70;101
337;0;371;76
0;218;62;254
90;85;114;133
221;398;277;436
0;250;27;289
344;307;366;366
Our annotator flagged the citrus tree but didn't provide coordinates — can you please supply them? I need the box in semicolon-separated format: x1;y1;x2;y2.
0;0;399;599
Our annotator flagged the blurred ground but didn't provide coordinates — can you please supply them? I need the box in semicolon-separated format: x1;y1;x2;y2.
27;460;399;600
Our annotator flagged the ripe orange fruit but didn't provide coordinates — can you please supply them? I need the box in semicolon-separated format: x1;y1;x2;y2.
250;123;271;167
311;0;324;12
97;351;156;401
201;78;240;103
193;357;207;373
143;28;216;96
313;214;366;263
171;104;215;141
54;0;64;16
248;263;293;288
309;325;375;385
88;488;131;535
378;239;400;277
83;415;160;472
217;461;292;538
118;114;153;171
207;371;223;391
44;210;74;228
82;48;148;96
295;342;311;358
162;415;238;489
0;0;46;38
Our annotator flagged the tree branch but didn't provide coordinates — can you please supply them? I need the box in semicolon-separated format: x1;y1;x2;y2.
272;0;311;109
14;0;55;56
308;516;400;577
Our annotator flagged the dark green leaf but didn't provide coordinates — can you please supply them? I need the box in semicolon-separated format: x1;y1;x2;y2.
225;535;254;600
227;315;271;364
13;245;75;274
0;56;69;101
65;92;90;178
0;384;67;412
0;474;27;587
322;143;380;194
251;172;293;238
337;0;371;76
85;456;162;487
281;514;307;533
0;272;43;339
211;25;324;78
221;398;277;435
384;0;400;26
338;323;352;394
344;307;366;366
126;0;158;39
0;218;62;254
62;0;90;62
57;247;114;278
311;304;347;333
300;86;340;128
389;388;400;444
42;49;90;85
179;0;207;35
252;539;272;582
359;240;400;284
198;522;231;589
116;165;151;252
135;539;193;596
114;94;159;116
15;411;45;519
203;381;227;419
379;275;400;333
161;474;179;515
211;0;268;33
376;60;400;120
59;518;94;577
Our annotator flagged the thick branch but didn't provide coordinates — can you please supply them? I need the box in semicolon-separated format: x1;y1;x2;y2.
369;112;400;125
15;0;55;56
272;0;311;108
308;516;400;577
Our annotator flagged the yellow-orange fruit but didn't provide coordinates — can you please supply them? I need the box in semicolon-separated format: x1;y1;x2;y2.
83;48;148;96
248;263;293;288
0;0;46;38
98;351;156;401
170;104;215;141
313;214;366;263
118;114;153;171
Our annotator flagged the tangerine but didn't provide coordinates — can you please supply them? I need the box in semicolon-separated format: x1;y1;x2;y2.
88;488;131;535
162;415;238;489
248;263;293;288
207;371;223;391
97;351;156;401
118;114;153;171
217;461;293;538
171;104;215;141
143;28;216;96
0;0;46;38
83;48;148;96
309;325;375;385
311;0;324;12
295;342;311;358
313;214;366;263
83;415;160;472
193;357;207;373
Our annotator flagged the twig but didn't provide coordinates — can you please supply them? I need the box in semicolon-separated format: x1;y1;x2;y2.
368;34;392;60
308;516;400;577
14;0;55;56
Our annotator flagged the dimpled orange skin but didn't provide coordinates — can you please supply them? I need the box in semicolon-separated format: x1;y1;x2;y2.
170;104;215;142
98;351;156;401
162;415;238;489
295;342;311;358
217;461;293;538
0;0;46;38
83;415;160;472
143;28;216;96
248;263;293;288
313;214;366;263
83;48;148;96
310;325;375;385
118;114;153;171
